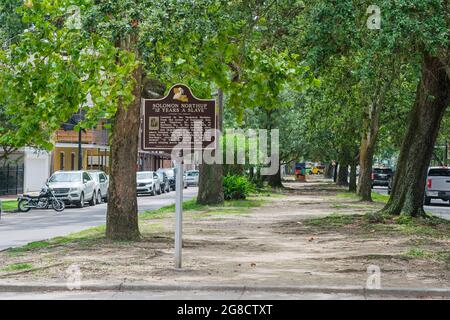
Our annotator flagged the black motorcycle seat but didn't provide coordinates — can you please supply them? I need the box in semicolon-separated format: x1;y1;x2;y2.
22;195;41;199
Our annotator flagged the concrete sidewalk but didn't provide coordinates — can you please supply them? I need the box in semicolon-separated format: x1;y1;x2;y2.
0;282;449;299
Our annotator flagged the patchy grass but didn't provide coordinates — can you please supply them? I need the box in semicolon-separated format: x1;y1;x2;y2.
335;192;360;200
139;198;202;220
405;247;433;259
1;200;18;211
7;225;106;254
304;213;360;228
435;251;450;263
330;204;354;209
141;197;265;220
371;193;390;203
140;222;165;234
224;198;266;207
253;185;286;197
0;263;33;272
336;192;390;203
303;212;450;239
404;248;450;263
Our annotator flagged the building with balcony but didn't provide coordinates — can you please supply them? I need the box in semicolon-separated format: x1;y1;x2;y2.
51;118;110;173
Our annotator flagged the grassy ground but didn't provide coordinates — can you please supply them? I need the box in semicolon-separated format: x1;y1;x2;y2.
336;192;390;203
302;211;450;264
5;196;266;256
7;225;106;255
1;200;18;212
0;263;33;272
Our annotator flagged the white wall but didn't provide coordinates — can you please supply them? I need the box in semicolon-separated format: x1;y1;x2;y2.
23;148;51;193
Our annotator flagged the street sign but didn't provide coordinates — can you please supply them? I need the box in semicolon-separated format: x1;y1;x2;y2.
142;84;217;151
141;84;217;269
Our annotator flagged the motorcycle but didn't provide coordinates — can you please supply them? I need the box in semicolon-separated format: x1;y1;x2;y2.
18;183;65;213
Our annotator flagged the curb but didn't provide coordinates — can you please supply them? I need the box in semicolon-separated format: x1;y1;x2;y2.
0;283;449;297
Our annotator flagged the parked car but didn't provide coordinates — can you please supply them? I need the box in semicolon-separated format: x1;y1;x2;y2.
88;170;109;203
424;167;450;205
158;168;175;191
312;165;325;175
185;170;199;186
158;168;187;190
172;167;188;189
157;171;170;193
371;167;393;187
136;171;161;196
47;171;96;208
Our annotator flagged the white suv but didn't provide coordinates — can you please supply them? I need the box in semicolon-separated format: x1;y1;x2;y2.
88;170;109;204
136;171;161;196
185;170;199;186
47;171;96;208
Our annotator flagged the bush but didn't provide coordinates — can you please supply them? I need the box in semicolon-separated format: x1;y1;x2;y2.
223;175;254;200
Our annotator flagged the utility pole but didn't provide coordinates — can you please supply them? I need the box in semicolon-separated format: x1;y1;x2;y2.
445;141;448;166
77;108;83;170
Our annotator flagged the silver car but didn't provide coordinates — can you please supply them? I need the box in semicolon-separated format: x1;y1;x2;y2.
136;171;161;196
47;171;96;208
185;170;199;186
88;170;109;204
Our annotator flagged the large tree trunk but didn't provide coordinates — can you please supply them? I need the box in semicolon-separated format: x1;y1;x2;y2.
106;36;142;240
357;106;380;201
333;162;338;182
357;138;375;201
324;162;333;179
382;53;450;217
267;161;283;188
249;166;254;181
357;68;396;201
197;89;224;205
349;162;357;192
197;163;224;205
336;163;349;186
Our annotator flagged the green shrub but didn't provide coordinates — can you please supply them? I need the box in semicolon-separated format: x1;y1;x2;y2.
223;175;254;200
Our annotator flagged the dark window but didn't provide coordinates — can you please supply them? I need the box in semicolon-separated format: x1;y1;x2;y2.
428;169;450;177
373;168;392;174
60;152;65;170
83;172;91;182
71;153;75;170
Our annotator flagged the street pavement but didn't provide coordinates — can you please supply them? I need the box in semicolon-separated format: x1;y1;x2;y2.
0;187;198;251
372;186;450;220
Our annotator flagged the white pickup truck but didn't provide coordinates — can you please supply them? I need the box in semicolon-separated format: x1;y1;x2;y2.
425;167;450;205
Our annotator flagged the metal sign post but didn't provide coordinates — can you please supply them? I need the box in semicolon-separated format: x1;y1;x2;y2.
175;154;183;269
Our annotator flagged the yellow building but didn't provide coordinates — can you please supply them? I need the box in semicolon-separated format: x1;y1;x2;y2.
51;118;173;174
51;120;110;173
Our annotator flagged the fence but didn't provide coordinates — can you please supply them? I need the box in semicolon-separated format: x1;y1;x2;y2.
0;164;24;195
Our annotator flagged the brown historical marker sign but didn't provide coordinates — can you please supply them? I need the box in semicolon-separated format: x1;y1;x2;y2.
142;84;217;151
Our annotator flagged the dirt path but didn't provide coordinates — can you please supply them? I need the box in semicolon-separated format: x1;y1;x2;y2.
0;181;449;288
